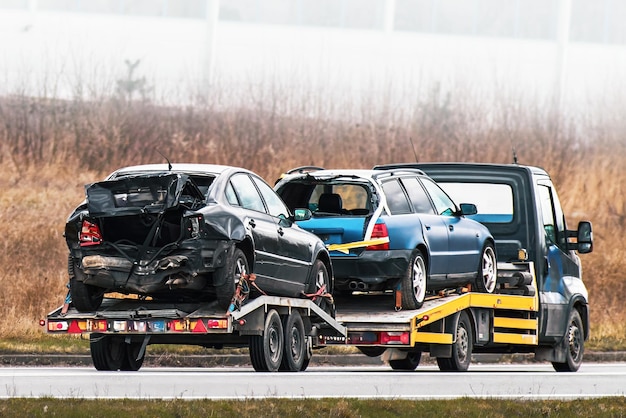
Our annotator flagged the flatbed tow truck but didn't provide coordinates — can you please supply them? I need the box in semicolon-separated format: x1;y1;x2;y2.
45;261;542;372
45;162;593;373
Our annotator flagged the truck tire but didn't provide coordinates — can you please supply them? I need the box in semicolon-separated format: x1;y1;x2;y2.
552;309;584;372
401;250;427;310
121;342;146;371
308;259;335;318
214;248;248;311
474;243;497;294
437;311;473;372
90;334;125;371
279;311;306;372
69;257;104;312
249;309;284;372
389;350;422;371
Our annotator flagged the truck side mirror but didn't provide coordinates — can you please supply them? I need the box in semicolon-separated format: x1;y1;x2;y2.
293;208;312;221
576;221;593;254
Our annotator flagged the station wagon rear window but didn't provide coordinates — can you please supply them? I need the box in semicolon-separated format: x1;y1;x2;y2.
437;182;514;223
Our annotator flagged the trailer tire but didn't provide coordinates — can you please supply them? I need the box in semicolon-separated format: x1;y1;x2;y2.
249;309;284;372
121;342;146;371
401;250;427;310
215;248;249;311
357;346;386;357
69;257;104;312
437;311;473;372
474;243;497;294
90;334;125;371
279;311;306;372
389;351;422;371
552;309;584;372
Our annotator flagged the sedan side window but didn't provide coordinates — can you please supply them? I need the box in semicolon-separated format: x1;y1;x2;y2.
229;173;266;213
252;176;290;219
381;179;412;214
421;178;457;216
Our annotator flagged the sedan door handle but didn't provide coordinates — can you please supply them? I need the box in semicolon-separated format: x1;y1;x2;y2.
277;227;284;236
248;219;256;228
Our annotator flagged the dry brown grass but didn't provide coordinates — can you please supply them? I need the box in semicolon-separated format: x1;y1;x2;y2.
0;86;623;346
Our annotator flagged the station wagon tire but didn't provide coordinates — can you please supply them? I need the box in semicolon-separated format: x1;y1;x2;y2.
401;250;427;310
552;309;584;372
90;334;125;371
121;342;146;371
279;311;306;372
389;350;422;371
437;311;473;372
69;257;104;312
249;309;284;372
214;248;248;311
475;243;497;294
308;259;335;318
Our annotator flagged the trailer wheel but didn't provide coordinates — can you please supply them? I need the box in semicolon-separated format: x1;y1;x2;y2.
401;250;427;310
437;311;473;372
308;259;335;318
474;243;497;294
69;257;104;312
215;248;249;311
357;346;386;357
121;342;146;371
249;309;284;372
552;309;584;372
279;311;306;372
90;334;125;371
389;351;422;371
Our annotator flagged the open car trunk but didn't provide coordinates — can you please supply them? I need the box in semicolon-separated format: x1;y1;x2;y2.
85;173;206;249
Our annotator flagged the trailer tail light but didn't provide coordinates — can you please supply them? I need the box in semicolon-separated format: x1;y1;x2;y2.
366;223;390;250
79;220;102;246
380;331;410;345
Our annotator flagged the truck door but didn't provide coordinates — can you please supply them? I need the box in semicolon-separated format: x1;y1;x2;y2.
537;182;585;337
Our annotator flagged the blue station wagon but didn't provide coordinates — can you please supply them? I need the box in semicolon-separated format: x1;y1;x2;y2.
275;167;497;309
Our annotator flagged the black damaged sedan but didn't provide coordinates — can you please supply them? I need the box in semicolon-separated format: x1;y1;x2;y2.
65;164;333;313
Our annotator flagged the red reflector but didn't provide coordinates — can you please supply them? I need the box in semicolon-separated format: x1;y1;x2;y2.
79;220;102;247
192;320;208;333
422;315;429;322
67;320;82;334
366;223;390;250
381;331;410;345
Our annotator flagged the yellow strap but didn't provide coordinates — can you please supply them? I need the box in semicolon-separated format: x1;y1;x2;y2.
326;237;389;254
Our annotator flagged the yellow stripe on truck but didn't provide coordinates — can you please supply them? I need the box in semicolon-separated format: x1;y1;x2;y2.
327;237;390;254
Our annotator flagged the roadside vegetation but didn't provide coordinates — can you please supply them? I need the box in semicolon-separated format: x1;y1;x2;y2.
0;79;624;352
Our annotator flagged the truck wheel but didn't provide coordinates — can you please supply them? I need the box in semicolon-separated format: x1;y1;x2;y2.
121;342;146;371
279;311;306;372
90;334;125;371
249;309;284;372
437;311;473;372
389;351;422;371
474;243;497;293
69;257;104;312
552;309;584;372
401;250;427;310
308;259;335;318
215;248;248;311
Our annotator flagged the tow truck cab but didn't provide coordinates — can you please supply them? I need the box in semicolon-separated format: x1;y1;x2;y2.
376;162;593;365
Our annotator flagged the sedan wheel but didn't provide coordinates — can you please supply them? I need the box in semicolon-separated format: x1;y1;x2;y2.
215;248;248;311
401;250;427;310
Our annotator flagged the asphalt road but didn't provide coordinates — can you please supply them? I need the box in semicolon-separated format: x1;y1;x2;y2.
2;363;626;400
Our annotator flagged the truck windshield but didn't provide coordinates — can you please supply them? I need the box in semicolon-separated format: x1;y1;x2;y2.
437;182;514;223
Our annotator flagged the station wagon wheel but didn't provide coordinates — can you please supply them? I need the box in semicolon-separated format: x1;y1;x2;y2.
552;309;584;372
215;248;249;311
437;310;473;372
249;309;284;372
401;250;427;310
309;259;335;318
279;311;306;372
475;243;497;294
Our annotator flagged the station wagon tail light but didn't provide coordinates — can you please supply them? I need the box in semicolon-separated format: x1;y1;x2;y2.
366;223;390;250
79;220;102;246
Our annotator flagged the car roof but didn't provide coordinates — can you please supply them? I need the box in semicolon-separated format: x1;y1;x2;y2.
108;163;240;178
282;168;426;181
